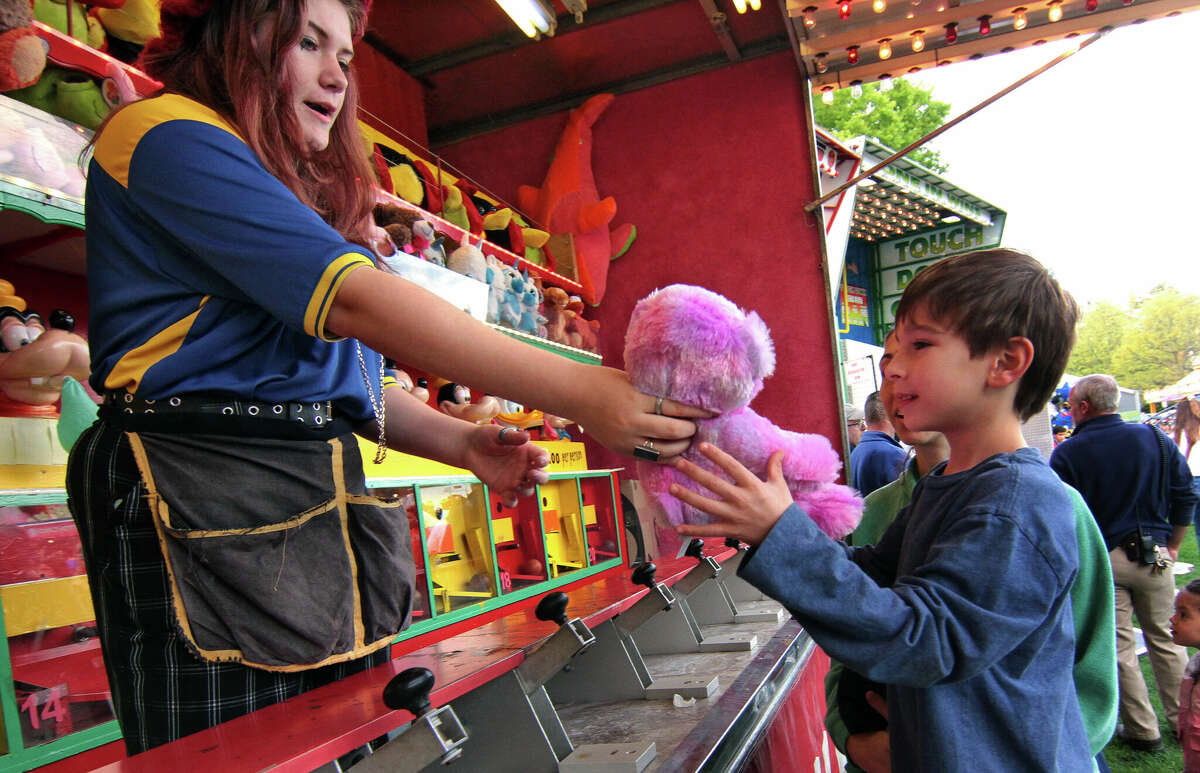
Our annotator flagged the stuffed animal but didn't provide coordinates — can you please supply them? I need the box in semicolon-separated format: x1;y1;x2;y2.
489;260;523;330
0;280;92;465
623;284;862;538
373;201;419;256
95;0;160;64
435;380;500;425
517;93;635;306
516;271;545;336
447;238;488;284
564;295;599;353
32;0;115;51
0;0;47;92
541;286;572;345
383;364;429;405
410;219;447;266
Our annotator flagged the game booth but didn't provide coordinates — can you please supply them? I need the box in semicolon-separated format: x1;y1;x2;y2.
0;1;1186;771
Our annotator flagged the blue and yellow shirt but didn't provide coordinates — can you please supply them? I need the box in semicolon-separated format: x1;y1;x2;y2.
86;94;382;422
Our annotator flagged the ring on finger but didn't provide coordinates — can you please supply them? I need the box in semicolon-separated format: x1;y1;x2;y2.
632;439;661;462
654;395;665;415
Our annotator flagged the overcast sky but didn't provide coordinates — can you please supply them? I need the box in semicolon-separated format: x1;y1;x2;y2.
903;11;1199;308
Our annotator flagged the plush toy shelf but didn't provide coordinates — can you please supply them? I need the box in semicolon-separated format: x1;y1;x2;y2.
376;190;582;295
33;21;161;97
488;323;601;364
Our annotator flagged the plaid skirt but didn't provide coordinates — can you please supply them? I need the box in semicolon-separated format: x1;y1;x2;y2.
66;420;408;754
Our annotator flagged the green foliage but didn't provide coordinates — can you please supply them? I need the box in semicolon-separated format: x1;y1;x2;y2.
1067;301;1130;377
1069;287;1200;394
813;79;952;173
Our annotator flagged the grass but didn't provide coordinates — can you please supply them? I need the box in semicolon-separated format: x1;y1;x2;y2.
1103;534;1199;773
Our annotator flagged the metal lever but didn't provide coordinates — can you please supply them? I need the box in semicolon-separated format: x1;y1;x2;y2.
351;667;467;771
616;563;675;634
517;592;596;692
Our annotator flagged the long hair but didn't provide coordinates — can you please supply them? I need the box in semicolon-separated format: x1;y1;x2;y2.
134;0;375;246
1175;397;1200;453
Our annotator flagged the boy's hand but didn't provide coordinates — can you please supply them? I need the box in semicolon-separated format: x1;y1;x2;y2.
670;443;793;546
847;692;890;772
846;730;890;773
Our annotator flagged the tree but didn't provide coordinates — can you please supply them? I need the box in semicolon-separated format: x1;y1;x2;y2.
1068;288;1200;394
813;78;953;173
1066;301;1130;377
1110;287;1200;392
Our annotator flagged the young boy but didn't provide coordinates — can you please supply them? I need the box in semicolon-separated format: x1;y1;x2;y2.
673;249;1090;771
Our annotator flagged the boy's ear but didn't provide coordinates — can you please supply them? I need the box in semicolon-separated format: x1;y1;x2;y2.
986;336;1034;388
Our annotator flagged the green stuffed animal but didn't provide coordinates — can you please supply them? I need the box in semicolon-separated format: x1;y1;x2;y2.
32;0;108;49
8;65;108;128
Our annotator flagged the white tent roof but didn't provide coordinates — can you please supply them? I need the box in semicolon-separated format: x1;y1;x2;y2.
1144;369;1200;403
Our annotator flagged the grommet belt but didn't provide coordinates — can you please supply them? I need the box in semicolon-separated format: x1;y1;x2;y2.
104;392;334;426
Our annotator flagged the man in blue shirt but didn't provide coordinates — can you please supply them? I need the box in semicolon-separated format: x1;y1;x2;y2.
1051;373;1197;752
849;391;907;496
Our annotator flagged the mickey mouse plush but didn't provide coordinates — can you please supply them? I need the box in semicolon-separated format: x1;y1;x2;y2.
623;284;862;538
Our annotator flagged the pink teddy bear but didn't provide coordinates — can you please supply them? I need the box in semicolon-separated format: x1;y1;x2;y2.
624;284;862;539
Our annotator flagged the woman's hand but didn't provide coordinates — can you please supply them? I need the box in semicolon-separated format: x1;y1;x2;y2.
671;443;793;546
561;366;712;463
461;425;550;507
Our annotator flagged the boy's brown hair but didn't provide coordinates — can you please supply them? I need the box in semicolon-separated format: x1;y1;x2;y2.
895;248;1079;422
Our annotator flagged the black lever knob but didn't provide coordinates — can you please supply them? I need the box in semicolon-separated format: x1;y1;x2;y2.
724;537;741;549
535;591;570;626
631;562;657;589
685;538;705;560
382;667;435;716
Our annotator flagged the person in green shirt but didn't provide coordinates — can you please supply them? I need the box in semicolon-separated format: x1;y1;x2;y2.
825;337;1117;773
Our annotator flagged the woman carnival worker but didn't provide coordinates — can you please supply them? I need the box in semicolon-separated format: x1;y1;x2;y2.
71;0;707;754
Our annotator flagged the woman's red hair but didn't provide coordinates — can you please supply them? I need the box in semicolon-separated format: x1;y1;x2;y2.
134;0;375;247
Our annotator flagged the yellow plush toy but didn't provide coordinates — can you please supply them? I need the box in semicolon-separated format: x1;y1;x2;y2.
95;0;160;63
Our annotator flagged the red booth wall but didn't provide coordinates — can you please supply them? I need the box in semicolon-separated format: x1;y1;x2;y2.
434;52;842;472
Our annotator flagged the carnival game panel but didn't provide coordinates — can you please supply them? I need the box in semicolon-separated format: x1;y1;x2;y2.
0;499;119;763
364;466;625;645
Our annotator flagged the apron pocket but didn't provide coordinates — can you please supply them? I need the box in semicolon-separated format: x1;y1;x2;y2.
162;502;356;667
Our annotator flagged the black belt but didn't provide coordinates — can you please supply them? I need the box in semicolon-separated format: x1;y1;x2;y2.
103;392;335;427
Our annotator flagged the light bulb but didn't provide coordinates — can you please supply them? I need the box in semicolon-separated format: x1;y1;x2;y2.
1085;0;1098;9
814;52;829;73
878;73;893;90
978;14;992;33
748;0;762;9
803;5;818;26
911;29;926;51
839;0;852;19
847;44;860;64
850;80;864;98
733;0;748;12
879;38;893;59
944;21;958;42
1013;7;1028;29
873;0;887;11
1048;0;1063;21
821;86;836;104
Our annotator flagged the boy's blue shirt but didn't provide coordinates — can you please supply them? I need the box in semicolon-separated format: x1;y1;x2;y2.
741;447;1090;771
